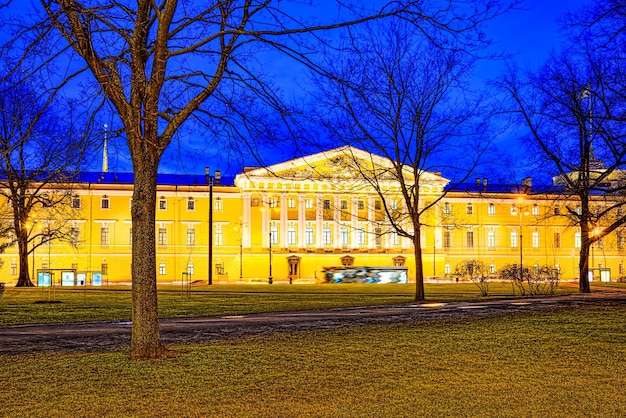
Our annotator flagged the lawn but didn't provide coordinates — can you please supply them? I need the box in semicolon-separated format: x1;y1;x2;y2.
0;282;581;326
1;304;624;417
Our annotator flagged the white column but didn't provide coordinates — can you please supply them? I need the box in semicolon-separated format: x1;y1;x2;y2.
280;193;288;249
262;193;268;248
298;195;305;248
334;196;341;248
351;197;358;249
316;196;323;249
368;197;375;249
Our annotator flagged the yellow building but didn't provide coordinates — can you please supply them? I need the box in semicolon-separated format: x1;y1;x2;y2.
1;146;623;285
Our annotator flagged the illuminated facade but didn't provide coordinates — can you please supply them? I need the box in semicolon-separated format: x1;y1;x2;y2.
1;146;623;285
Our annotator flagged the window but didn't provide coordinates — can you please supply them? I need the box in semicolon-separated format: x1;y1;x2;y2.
575;232;581;248
575;206;582;215
72;196;81;209
10;259;17;275
305;227;314;245
187;198;196;211
159;198;167;210
391;200;399;210
510;231;518;248
159;263;166;275
490;263;496;274
100;226;110;245
554;232;561;248
510;205;518;215
375;227;383;247
553;207;559;216
322;226;332;246
287;226;297;246
323;199;331;210
187;263;194;275
341;200;348;210
487;228;495;248
443;202;451;215
466;204;473;215
129;228;133;246
214;199;223;211
101;196;110;209
532;231;539;248
340;227;349;246
358;200;365;210
69;224;80;244
443;228;451;248
533;263;539;274
488;203;495;215
357;229;366;246
375;200;382;210
215;225;223;246
101;262;108;276
391;231;399;246
533;204;540;216
466;229;474;248
618;230;625;249
305;198;313;209
270;198;279;208
158;227;168;246
186;228;196;246
444;263;451;275
270;225;279;245
288;198;296;209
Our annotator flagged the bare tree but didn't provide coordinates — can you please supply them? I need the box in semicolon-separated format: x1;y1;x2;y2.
0;71;89;287
311;19;493;301
14;0;513;358
500;40;626;293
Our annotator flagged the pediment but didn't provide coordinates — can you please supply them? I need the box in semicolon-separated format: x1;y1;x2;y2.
235;146;449;188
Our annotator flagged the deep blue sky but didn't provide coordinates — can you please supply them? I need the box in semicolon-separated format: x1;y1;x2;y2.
95;0;588;182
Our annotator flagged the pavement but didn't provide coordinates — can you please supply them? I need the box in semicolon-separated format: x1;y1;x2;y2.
0;287;625;356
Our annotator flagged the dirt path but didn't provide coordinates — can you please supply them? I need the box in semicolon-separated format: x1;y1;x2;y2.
1;289;624;356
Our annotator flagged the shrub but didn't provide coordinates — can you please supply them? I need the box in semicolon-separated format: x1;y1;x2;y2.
499;264;560;296
455;259;490;296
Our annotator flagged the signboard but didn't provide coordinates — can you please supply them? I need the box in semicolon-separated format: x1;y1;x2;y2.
92;273;102;286
77;273;87;286
61;271;75;286
38;272;51;287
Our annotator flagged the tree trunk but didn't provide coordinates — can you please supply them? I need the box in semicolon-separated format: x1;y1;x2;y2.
15;227;33;287
413;230;425;301
579;244;591;293
129;158;163;359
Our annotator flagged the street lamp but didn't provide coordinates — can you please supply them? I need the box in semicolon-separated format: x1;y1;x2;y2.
268;229;273;284
238;217;244;280
206;167;221;285
517;202;529;282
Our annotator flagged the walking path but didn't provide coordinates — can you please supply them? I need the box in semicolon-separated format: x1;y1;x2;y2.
0;288;624;355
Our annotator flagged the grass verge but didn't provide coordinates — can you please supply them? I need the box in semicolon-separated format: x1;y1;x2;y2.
0;282;580;326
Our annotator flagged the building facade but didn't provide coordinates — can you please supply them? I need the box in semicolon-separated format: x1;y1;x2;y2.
1;146;623;285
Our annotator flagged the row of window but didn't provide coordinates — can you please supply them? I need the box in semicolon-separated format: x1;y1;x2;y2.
268;197;389;211
443;229;622;249
268;225;397;247
71;196;224;212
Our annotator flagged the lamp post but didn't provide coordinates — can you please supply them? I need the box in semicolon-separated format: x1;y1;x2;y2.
206;168;220;285
268;230;273;284
238;217;244;280
518;202;528;282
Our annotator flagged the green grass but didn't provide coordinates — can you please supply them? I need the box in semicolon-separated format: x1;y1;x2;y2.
0;282;578;326
1;304;624;417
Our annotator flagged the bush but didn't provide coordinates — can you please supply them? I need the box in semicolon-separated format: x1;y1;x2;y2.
499;264;560;296
455;259;490;296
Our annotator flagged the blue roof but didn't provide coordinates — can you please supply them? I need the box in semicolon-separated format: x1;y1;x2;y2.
78;172;234;186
